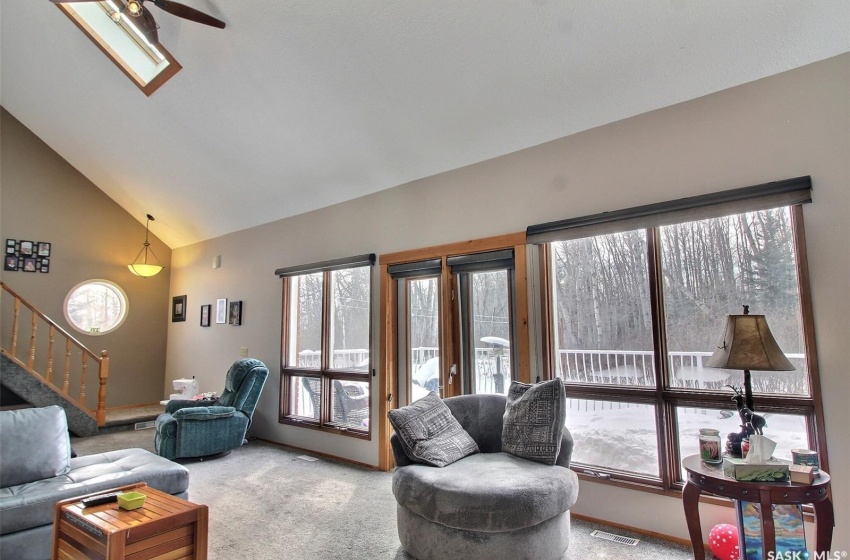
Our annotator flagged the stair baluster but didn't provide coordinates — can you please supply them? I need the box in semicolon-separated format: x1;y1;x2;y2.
80;353;87;406
63;338;71;394
28;311;38;369
46;325;55;384
10;298;20;358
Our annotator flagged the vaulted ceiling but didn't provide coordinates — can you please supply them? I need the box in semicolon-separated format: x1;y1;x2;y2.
2;1;848;248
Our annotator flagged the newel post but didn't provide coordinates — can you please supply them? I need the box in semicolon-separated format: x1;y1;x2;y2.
96;350;109;426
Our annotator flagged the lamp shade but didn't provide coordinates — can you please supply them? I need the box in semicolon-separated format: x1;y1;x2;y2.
706;313;794;371
128;263;163;277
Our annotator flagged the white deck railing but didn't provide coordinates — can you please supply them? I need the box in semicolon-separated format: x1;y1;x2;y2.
555;348;806;392
294;346;808;399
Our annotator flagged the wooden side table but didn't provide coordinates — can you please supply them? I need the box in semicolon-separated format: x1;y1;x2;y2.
682;454;833;560
52;482;208;560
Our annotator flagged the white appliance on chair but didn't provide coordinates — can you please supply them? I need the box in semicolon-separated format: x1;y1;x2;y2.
169;377;200;401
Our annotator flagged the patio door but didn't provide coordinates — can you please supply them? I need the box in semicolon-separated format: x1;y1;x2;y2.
450;250;516;395
379;233;530;471
389;260;446;406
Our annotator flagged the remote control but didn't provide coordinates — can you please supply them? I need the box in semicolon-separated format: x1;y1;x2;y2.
80;492;121;507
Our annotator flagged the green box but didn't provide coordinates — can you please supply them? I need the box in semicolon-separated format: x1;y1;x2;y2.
722;457;791;482
117;491;146;510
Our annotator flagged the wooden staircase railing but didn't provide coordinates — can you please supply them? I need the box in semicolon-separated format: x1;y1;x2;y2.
1;281;109;425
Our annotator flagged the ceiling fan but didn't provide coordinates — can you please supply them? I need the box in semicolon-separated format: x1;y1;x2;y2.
51;0;225;44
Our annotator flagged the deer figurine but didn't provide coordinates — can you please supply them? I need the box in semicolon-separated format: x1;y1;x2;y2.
724;385;767;456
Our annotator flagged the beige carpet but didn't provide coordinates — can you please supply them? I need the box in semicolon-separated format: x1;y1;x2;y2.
71;430;695;560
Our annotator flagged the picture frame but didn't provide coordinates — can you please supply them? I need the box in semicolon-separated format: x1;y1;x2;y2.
3;238;51;274
3;239;52;273
172;295;187;322
736;501;806;560
200;304;211;327
228;300;242;326
19;240;34;256
215;298;228;324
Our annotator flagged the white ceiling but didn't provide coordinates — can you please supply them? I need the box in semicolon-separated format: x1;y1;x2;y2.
2;1;848;248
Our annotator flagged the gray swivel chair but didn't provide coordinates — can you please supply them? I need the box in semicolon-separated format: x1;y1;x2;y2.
391;393;579;560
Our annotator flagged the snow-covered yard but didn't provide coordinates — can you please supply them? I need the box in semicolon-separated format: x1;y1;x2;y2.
566;400;808;476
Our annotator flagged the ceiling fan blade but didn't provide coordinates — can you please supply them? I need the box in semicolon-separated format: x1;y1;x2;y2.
135;6;159;44
150;0;225;29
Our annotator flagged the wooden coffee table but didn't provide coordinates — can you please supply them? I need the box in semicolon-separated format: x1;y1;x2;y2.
52;482;208;560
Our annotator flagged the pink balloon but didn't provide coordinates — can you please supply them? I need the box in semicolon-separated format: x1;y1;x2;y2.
708;523;740;560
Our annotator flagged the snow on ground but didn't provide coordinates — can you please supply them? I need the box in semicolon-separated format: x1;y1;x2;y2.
565;400;808;476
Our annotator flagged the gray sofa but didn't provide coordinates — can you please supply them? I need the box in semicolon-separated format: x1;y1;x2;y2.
0;406;190;560
391;393;579;560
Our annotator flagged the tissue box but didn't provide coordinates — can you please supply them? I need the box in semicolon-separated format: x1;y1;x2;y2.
722;457;791;482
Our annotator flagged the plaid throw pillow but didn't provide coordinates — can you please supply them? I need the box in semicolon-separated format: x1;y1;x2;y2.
502;378;566;465
388;392;479;467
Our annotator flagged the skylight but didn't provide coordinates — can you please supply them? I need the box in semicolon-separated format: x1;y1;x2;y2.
56;1;181;95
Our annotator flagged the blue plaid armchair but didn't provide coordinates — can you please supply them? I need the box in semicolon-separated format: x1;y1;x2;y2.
154;359;268;460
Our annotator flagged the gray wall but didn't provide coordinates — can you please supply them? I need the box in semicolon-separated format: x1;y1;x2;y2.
0;108;172;407
166;54;849;545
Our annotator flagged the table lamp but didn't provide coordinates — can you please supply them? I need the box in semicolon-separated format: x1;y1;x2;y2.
706;305;794;455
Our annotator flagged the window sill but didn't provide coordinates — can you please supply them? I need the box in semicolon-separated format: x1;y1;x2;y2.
279;416;371;441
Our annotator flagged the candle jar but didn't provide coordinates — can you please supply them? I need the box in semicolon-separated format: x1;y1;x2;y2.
791;449;819;472
699;428;722;464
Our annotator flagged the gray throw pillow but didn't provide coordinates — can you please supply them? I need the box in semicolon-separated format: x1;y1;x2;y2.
0;405;72;488
388;392;479;467
502;378;566;465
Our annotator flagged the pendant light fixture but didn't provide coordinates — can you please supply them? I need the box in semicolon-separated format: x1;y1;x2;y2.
128;213;164;277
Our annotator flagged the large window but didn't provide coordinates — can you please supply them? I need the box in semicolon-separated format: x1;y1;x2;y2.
278;255;374;437
531;177;825;487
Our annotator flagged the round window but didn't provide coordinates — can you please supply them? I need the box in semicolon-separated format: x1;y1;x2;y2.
64;280;129;335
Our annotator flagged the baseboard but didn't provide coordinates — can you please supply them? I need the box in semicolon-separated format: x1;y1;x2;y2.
253;437;381;471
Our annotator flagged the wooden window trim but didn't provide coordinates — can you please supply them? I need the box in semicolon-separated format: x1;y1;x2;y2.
790;206;829;472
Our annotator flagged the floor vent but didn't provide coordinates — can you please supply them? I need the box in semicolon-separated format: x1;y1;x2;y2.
590;530;640;546
134;421;156;430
